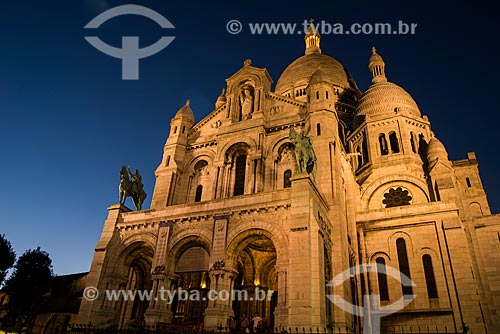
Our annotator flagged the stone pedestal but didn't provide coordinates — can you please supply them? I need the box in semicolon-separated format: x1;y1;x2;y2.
77;204;130;326
287;174;327;329
144;273;177;327
203;269;236;330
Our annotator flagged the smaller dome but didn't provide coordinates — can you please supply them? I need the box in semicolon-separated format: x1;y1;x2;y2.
308;69;329;85
354;82;421;126
175;99;195;123
427;136;449;163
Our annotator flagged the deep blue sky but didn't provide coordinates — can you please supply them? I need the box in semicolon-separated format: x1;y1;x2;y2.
0;0;498;275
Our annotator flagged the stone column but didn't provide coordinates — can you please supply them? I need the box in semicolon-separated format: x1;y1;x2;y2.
225;163;233;197
244;157;253;195
273;265;289;330
255;157;263;193
203;268;237;330
213;164;222;199
144;221;174;326
145;272;178;327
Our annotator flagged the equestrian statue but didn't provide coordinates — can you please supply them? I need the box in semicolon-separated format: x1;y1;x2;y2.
119;165;147;211
289;127;318;179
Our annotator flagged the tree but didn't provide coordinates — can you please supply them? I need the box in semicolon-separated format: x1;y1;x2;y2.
0;234;16;286
3;247;53;329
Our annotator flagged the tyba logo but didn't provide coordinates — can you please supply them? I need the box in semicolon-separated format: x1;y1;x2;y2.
327;263;416;334
84;5;175;80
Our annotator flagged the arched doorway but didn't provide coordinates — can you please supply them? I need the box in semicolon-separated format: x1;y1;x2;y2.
117;242;154;329
172;246;211;326
232;234;277;332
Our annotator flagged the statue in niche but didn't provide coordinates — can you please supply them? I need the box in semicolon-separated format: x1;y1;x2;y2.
239;87;254;120
289;128;317;178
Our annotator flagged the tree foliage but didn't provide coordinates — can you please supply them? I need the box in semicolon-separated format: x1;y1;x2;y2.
0;234;16;286
3;247;53;328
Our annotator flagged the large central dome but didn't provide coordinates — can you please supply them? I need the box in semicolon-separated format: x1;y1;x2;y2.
275;52;358;95
274;23;358;96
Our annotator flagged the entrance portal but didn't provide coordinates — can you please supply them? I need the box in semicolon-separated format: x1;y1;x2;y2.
232;234;277;332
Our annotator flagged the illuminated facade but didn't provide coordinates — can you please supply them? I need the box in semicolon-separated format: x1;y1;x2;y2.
77;25;500;333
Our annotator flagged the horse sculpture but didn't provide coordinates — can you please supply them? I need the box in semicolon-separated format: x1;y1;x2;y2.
289;127;317;179
119;166;147;211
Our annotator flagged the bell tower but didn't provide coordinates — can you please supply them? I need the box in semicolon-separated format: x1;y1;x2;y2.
151;100;195;208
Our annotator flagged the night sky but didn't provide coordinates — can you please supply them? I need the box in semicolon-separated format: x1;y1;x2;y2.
0;0;498;275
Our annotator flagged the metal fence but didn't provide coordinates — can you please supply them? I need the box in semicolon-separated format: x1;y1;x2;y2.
67;325;467;334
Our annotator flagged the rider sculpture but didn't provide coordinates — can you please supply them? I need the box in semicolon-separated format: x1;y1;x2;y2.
289;127;318;179
119;165;147;211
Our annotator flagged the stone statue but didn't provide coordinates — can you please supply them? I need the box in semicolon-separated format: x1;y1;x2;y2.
119;165;147;210
289;128;317;178
239;88;253;120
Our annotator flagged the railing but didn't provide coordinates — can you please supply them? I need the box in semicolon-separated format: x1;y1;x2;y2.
68;325;468;334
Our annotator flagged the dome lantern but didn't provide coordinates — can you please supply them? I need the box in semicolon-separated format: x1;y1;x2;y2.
369;47;387;83
305;19;321;55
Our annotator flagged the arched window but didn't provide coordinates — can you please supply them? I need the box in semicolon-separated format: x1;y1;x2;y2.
182;126;186;134
356;146;363;169
233;154;247;196
194;185;203;202
396;238;413;297
389;132;400;153
338;123;346;145
284;169;292;188
325;91;329;99
376;257;389;301
166;155;171;167
410;132;417;153
316;123;321;136
316;91;320;99
466;177;472;188
422;254;438;299
173;126;178;134
362;136;369;164
379;134;389;155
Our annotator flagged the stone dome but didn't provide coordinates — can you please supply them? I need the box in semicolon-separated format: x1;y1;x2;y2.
275;53;358;95
308;69;329;85
354;82;421;125
427;136;449;163
175;99;195;123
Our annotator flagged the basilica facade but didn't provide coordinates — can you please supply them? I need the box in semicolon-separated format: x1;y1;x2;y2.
77;26;500;333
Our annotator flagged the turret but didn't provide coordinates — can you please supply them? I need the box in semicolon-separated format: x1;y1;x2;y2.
151;100;195;208
167;99;195;146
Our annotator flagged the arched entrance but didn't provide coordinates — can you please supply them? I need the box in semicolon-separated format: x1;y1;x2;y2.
232;234;277;332
117;242;154;329
172;245;211;326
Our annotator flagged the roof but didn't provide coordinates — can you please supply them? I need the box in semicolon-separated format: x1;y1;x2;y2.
275;52;358;94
